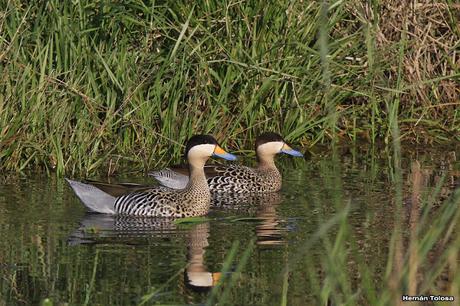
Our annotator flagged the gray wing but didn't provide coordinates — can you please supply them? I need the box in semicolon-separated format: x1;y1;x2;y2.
150;168;189;189
150;164;231;190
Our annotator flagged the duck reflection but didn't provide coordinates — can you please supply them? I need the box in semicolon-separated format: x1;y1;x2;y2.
67;190;286;294
212;192;285;246
253;192;285;246
68;214;222;291
67;213;182;245
183;222;221;291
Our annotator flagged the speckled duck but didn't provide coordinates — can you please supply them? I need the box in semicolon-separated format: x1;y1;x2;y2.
150;132;303;193
66;135;237;217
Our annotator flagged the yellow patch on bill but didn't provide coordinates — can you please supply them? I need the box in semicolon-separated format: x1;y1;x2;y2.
214;146;227;155
282;143;293;150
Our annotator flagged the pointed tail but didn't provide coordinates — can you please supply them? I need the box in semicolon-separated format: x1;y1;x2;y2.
66;179;116;214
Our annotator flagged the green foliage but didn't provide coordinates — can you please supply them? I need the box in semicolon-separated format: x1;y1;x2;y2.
173;216;210;225
0;0;458;176
40;298;53;306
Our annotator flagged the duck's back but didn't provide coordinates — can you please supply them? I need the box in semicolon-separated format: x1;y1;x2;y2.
208;165;281;193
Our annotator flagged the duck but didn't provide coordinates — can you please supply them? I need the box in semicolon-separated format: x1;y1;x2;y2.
66;135;237;217
150;132;303;193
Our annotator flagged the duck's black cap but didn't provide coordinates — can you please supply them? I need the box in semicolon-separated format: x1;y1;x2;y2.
185;134;218;157
255;132;284;150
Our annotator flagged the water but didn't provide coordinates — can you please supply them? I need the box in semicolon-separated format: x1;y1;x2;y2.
0;146;458;305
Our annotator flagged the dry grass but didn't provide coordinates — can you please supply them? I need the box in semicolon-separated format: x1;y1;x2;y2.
377;0;459;105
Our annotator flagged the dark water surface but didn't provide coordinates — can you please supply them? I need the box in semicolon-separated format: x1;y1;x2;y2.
1;146;459;305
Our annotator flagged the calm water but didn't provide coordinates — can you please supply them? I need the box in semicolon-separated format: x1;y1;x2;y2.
0;146;458;305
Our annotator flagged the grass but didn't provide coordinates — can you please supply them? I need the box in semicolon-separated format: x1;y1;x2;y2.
0;0;458;176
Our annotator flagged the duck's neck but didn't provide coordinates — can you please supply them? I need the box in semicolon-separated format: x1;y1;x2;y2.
184;162;211;216
257;155;278;171
256;154;282;192
187;164;209;188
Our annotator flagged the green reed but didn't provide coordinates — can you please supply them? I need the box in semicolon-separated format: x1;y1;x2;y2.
1;0;458;175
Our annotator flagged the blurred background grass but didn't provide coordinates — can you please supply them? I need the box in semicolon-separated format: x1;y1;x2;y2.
0;0;458;175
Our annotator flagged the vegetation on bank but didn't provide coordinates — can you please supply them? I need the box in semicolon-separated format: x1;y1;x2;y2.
0;0;458;175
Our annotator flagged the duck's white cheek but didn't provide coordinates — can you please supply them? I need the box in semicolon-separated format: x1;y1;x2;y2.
257;142;284;155
187;144;215;159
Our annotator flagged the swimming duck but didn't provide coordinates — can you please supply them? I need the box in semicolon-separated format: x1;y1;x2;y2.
66;135;237;217
150;132;303;193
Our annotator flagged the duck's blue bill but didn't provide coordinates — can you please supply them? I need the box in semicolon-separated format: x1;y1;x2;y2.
280;145;304;157
213;152;237;160
213;146;237;160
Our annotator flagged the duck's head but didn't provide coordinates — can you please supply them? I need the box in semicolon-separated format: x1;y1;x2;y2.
255;132;303;162
185;135;237;167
